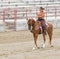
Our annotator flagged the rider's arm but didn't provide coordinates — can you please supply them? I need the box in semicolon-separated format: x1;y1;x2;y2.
40;12;45;18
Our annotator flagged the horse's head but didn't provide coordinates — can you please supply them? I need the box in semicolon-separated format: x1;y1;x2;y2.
27;18;35;31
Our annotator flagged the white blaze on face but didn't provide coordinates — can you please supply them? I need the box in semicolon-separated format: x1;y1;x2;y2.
30;26;32;30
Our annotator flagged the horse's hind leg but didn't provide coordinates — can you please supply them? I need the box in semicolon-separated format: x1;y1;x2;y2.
42;33;46;48
48;32;53;47
48;28;53;47
33;33;39;50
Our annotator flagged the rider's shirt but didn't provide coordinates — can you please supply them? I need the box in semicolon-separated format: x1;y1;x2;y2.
37;11;45;19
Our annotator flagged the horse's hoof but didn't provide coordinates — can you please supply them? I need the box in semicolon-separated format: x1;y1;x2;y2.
37;47;40;49
32;47;40;50
41;46;45;48
51;45;53;47
32;47;36;50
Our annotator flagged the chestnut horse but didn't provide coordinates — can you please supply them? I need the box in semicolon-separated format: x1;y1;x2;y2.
27;18;53;50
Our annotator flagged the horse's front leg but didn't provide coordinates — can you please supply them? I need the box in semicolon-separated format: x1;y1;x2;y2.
42;33;46;48
33;33;39;50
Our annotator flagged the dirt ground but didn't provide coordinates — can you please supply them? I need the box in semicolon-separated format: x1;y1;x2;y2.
0;28;60;59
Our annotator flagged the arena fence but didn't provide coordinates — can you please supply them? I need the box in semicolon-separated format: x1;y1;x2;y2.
0;6;60;31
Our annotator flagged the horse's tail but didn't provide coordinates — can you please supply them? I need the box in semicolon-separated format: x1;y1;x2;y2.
51;24;53;35
48;23;53;39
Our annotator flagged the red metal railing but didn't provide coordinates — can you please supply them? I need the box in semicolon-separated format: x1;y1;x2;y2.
0;6;60;31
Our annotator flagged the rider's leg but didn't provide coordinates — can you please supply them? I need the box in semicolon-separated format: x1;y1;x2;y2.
41;20;47;35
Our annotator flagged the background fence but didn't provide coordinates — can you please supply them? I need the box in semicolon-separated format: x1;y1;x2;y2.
0;0;60;31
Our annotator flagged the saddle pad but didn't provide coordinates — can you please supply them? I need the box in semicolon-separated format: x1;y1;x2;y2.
39;22;49;34
40;22;49;29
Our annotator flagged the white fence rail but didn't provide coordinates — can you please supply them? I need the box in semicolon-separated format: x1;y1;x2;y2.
0;0;60;31
0;19;60;32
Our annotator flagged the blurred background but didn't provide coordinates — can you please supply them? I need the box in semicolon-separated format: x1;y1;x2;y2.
0;0;60;31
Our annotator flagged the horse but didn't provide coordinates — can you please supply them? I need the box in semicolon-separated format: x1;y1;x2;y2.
27;18;53;50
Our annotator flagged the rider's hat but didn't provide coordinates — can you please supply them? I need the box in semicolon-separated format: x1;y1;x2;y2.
40;7;44;10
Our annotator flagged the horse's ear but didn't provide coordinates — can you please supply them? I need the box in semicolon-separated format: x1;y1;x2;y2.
26;17;31;21
26;17;29;20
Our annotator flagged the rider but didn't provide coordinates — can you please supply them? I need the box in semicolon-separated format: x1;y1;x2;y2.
37;7;47;34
